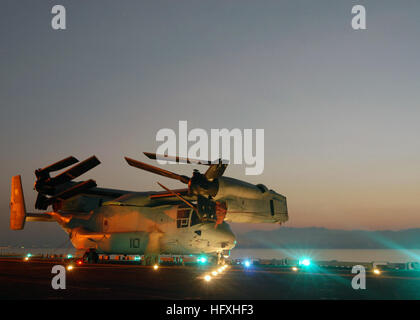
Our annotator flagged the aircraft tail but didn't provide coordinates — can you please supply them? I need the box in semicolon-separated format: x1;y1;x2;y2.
10;175;27;230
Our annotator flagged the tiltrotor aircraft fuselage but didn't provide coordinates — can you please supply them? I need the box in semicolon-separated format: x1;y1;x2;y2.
10;153;288;264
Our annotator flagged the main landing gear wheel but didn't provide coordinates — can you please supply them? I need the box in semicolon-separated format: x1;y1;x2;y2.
142;254;159;266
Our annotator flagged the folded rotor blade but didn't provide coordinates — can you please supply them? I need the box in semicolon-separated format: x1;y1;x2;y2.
144;152;228;181
125;157;190;184
204;163;228;181
157;182;203;220
48;156;100;186
50;179;97;201
35;156;79;179
144;152;212;165
35;193;49;210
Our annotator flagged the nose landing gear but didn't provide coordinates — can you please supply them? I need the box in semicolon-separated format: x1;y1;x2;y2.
83;248;99;264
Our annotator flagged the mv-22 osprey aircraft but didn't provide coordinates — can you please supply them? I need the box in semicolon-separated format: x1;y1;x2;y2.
10;152;288;264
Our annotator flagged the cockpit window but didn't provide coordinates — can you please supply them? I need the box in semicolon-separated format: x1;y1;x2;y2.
176;207;190;228
177;205;202;228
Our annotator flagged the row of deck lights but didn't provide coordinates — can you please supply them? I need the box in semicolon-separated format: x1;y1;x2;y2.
21;254;383;276
204;264;229;282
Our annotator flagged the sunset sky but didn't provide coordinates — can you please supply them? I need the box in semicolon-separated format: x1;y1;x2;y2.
1;1;420;244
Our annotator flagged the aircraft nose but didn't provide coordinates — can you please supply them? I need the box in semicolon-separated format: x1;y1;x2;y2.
215;223;236;249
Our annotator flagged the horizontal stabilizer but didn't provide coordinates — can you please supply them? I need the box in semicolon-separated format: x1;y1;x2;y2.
26;213;54;222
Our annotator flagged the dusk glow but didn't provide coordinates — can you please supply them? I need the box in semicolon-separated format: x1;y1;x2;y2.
1;1;420;248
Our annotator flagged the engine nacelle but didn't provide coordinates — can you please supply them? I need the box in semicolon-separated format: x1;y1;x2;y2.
214;177;288;224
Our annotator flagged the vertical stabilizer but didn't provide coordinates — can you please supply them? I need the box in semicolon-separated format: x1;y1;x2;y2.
10;175;26;230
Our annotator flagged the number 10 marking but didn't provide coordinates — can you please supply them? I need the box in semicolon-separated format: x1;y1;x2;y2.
130;238;140;248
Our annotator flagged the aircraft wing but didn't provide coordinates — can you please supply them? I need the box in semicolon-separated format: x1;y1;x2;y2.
149;188;189;199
